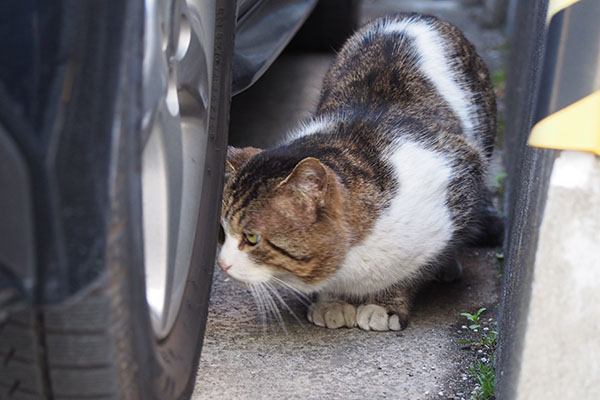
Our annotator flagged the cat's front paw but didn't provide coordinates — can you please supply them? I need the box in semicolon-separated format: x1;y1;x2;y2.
307;301;357;329
356;304;403;331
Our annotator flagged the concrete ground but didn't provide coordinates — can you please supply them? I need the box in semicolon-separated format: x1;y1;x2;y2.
193;1;506;399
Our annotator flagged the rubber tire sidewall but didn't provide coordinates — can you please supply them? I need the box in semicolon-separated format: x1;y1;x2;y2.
112;1;235;399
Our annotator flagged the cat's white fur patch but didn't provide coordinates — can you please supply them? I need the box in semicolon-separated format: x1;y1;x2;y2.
286;116;335;141
374;16;477;143
218;232;272;284
320;140;454;296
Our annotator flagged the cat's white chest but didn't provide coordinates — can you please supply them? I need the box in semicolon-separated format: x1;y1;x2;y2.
321;141;454;297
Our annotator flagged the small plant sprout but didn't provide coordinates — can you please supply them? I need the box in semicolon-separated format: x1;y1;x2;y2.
491;172;507;185
495;252;505;279
461;307;486;330
491;67;506;90
459;308;498;348
491;172;508;198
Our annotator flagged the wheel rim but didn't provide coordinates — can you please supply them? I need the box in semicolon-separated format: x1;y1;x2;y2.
142;0;216;339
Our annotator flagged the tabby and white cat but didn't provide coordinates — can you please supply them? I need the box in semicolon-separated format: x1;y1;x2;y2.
218;13;499;331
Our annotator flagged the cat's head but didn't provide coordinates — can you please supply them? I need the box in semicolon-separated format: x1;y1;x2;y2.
218;146;349;292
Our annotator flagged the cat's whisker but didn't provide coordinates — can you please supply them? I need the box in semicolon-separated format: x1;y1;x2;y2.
270;277;312;307
265;282;306;327
256;284;274;334
254;283;272;319
249;284;268;332
259;283;288;334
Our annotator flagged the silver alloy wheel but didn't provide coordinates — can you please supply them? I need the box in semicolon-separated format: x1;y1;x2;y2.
142;0;216;339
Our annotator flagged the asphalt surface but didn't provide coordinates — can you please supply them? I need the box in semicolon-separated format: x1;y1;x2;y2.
193;1;506;399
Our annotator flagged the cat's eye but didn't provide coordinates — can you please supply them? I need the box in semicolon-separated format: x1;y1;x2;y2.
218;225;225;245
244;233;261;246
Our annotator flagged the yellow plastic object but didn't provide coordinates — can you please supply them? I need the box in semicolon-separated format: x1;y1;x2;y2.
546;0;582;23
528;91;600;155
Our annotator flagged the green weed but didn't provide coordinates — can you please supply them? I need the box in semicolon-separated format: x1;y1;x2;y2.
470;359;496;400
491;172;507;211
491;40;509;53
491;68;506;90
492;172;507;186
495;252;505;279
495;116;505;149
459;308;498;399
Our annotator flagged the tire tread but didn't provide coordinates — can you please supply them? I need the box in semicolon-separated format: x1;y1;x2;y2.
0;312;46;398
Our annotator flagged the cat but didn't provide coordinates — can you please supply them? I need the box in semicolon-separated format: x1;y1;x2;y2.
218;13;500;332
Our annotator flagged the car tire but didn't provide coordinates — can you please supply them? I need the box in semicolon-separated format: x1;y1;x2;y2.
0;1;234;399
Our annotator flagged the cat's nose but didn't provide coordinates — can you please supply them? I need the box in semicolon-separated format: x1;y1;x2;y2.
217;260;231;272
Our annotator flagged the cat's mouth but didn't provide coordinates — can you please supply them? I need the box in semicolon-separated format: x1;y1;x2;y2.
220;271;252;288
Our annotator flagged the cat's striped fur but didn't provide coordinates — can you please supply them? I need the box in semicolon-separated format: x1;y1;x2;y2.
219;13;499;331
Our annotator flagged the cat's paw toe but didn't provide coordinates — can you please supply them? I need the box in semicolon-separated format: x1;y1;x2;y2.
356;304;403;331
307;301;356;329
356;304;388;331
388;314;402;331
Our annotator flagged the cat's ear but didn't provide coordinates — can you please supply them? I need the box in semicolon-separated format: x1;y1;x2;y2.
279;157;328;205
225;146;262;183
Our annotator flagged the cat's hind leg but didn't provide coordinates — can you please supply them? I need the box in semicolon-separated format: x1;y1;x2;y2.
307;293;357;329
438;255;463;282
471;194;504;247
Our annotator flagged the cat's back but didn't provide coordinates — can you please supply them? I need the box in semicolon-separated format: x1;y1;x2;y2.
317;13;496;158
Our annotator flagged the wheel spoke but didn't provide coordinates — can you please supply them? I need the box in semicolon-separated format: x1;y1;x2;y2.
177;35;210;115
159;104;185;306
142;120;169;320
177;5;213;115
